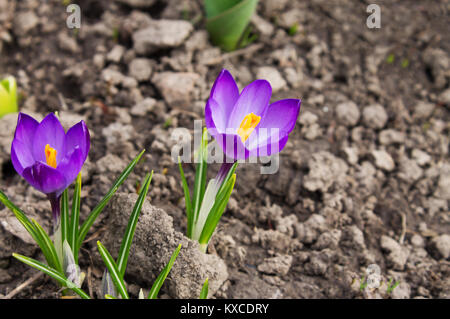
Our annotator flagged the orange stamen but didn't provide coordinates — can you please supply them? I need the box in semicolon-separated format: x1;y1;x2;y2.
237;112;261;142
45;144;57;168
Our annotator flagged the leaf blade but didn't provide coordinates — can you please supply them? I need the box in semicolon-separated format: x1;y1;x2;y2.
12;253;90;299
148;244;182;299
97;241;129;299
77;150;145;254
116;171;153;277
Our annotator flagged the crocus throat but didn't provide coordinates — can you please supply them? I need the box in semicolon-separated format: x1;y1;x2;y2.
45;144;57;168
237;112;261;142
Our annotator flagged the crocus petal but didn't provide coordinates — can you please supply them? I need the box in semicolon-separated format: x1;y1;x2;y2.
57;147;85;185
32;113;66;164
13;112;39;152
205;98;224;135
22;162;67;195
247;99;301;151
207;69;239;132
214;133;250;160
227;80;272;130
65;121;90;160
11;139;35;175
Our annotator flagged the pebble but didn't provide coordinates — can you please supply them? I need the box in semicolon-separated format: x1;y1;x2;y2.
256;66;287;93
129;58;153;82
335;101;360;126
362;104;388;129
107;45;126;63
371;150;395;171
432;234;450;259
257;255;293;276
380;236;409;270
133;19;193;54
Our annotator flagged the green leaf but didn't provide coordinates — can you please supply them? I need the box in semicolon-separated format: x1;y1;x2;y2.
60;189;69;248
31;219;63;273
0;76;18;118
97;241;129;299
178;157;193;237
116;171;153;277
199;278;209;299
12;253;90;299
104;294;117;299
199;174;236;245
148;244;182;299
69;173;82;262
76;150;145;255
192;128;208;230
0;191;63;271
205;0;241;17
205;0;259;51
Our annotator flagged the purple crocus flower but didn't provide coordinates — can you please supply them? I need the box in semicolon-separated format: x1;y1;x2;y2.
205;69;301;161
11;112;90;222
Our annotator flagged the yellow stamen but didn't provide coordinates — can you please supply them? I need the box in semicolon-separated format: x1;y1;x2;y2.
237;112;261;142
45;144;57;168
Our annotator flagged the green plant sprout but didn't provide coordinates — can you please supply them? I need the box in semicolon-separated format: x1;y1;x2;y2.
178;129;237;253
205;0;259;51
1;150;146;298
0;76;18;118
199;278;209;299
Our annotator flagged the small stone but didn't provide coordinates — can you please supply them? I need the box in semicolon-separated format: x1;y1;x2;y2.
398;157;422;183
362;104;388;129
298;111;318;125
152;72;199;108
342;147;359;165
133;19;193;54
412;149;431;166
251;14;274;36
256;66;287;93
185;30;209;51
102;122;134;145
379;129;406;145
294;214;327;244
410;234;425;248
96;154;126;174
131;98;156;116
380;236;409;270
413;101;435;119
335;101;360;126
93;54;105;69
57;32;79;53
431;234;450;259
107;45;126;63
129;58;153;82
14;11;39;36
303;151;348;192
434;165;450;200
437;89;450;105
101;68;125;86
371;150;395;171
257;255;293;276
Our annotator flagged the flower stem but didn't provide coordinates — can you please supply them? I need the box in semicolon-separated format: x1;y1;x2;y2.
48;193;61;233
199;243;208;253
